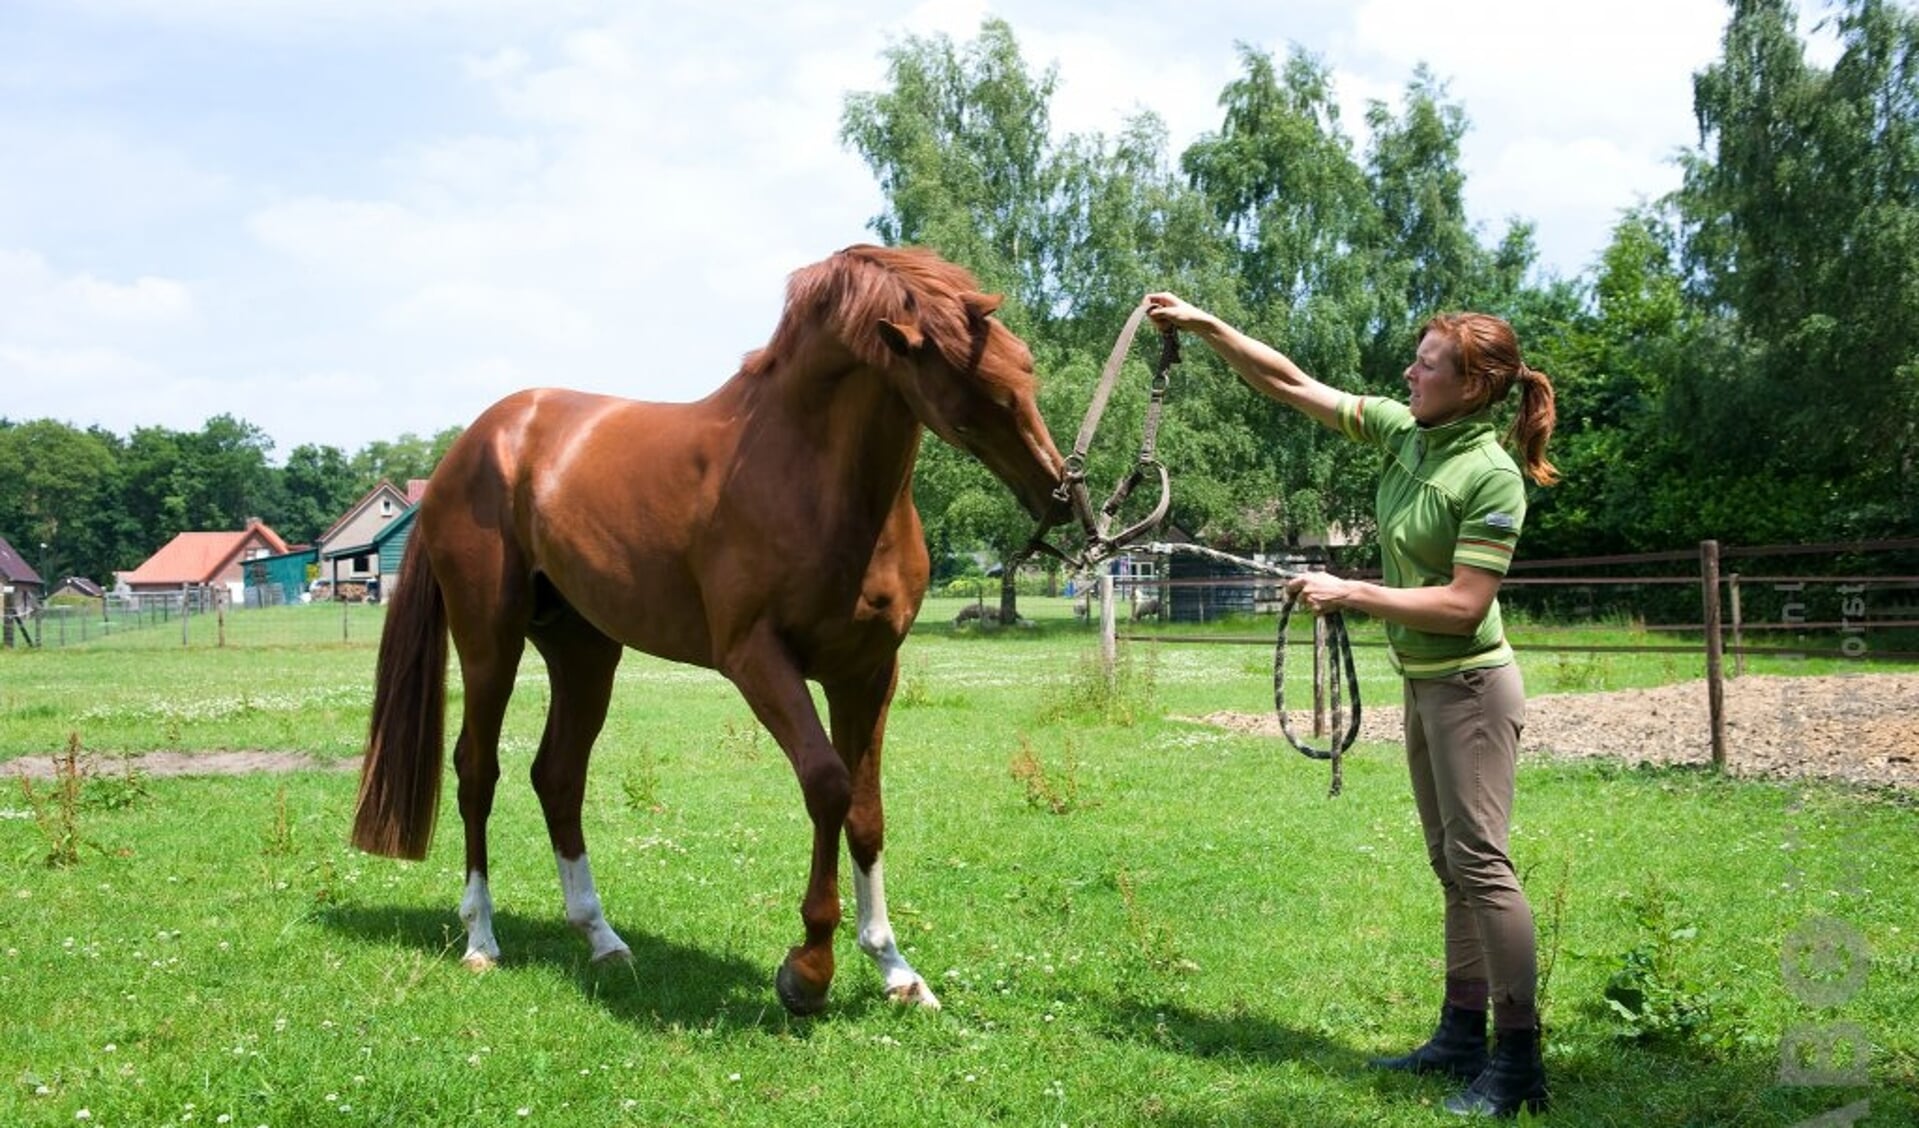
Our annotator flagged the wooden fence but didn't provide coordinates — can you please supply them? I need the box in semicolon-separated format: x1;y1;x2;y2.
1107;536;1919;771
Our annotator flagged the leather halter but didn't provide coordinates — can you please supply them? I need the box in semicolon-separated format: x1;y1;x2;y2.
1027;299;1179;570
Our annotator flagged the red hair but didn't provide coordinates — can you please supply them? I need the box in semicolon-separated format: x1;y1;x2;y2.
1422;312;1558;486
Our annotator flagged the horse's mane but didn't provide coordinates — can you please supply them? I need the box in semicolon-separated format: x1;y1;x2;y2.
750;244;986;378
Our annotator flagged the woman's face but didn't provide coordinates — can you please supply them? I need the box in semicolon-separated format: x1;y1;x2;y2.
1404;331;1472;426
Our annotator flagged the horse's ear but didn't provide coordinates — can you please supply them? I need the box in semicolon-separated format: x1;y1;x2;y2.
877;319;924;357
964;292;1004;318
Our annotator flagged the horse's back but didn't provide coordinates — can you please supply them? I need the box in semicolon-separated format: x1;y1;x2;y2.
422;388;733;664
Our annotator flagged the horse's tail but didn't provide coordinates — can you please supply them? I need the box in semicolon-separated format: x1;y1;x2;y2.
350;538;448;861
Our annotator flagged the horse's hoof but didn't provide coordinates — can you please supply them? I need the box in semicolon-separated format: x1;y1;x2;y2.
591;945;632;966
462;952;497;972
885;979;942;1010
774;961;829;1017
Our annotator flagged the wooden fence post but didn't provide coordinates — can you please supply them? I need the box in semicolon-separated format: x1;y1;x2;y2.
1728;572;1745;677
1700;540;1727;771
1098;570;1118;687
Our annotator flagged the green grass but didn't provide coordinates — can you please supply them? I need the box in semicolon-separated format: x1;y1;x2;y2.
1;598;1914;1126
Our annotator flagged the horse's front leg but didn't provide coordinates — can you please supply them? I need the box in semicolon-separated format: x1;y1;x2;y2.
828;662;940;1009
723;630;850;1015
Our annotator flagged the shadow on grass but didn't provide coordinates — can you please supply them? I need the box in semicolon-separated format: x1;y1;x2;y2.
316;902;810;1033
1091;998;1884;1126
1098;994;1364;1069
1534;1033;1907;1127
1092;997;1424;1128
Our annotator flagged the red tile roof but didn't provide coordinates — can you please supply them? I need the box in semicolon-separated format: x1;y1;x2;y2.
123;524;292;586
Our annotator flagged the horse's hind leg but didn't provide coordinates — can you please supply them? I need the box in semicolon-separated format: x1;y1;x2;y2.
828;659;940;1009
529;609;631;963
435;530;532;971
448;636;524;970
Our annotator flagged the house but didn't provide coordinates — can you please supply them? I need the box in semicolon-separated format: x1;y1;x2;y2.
1;535;46;646
242;547;319;607
0;535;45;605
48;576;106;601
120;519;292;604
312;479;426;601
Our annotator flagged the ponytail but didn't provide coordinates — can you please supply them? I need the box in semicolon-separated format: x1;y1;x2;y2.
1510;364;1559;486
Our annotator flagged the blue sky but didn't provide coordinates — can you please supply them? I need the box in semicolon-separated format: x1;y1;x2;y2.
0;1;1840;457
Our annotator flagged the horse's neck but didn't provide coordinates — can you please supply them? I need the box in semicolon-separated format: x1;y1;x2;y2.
731;345;924;525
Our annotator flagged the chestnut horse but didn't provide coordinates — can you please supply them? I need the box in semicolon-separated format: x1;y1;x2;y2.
349;245;1068;1015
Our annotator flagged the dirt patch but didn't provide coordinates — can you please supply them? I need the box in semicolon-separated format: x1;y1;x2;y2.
1183;673;1919;792
4;750;359;781
5;674;1911;791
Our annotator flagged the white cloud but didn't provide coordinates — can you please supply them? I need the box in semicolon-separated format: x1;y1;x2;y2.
0;124;232;247
1338;0;1729;269
247;196;573;280
386;282;594;349
0;341;160;384
1;0;1843;453
0;341;188;437
60;274;196;325
0;249;196;337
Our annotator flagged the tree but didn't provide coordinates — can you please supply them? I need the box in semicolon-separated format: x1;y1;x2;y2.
1518;212;1693;553
184;415;279;529
0;420;120;584
843;18;1071;620
279;443;363;545
1361;65;1510;368
1179;46;1387;547
841;17;1058;316
350;428;460;494
116;425;190;562
113;417;279;567
1674;0;1919;535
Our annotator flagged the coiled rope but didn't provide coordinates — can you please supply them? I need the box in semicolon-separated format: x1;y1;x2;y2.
1145;542;1363;796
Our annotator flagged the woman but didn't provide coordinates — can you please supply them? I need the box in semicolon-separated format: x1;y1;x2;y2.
1146;293;1557;1119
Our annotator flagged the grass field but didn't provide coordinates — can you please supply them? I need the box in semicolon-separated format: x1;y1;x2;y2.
2;596;1913;1126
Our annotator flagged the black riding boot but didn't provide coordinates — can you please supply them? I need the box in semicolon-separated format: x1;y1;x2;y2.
1444;1024;1549;1118
1368;1003;1489;1081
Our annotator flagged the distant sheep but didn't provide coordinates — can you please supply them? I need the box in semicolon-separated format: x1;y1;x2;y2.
1131;597;1162;622
954;603;1003;627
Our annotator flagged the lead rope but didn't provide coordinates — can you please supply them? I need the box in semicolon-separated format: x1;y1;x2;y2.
1146;542;1363;797
1272;588;1363;797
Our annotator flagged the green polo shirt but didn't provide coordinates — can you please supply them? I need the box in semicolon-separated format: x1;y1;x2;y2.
1334;393;1526;678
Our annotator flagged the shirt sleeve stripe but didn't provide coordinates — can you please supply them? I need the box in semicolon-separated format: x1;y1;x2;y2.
1454;543;1516;574
1342;395;1369;441
1457;537;1515;556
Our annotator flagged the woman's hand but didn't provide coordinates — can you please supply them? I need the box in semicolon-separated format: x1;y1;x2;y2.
1145;292;1344;429
1145;292;1212;333
1286;571;1355;614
